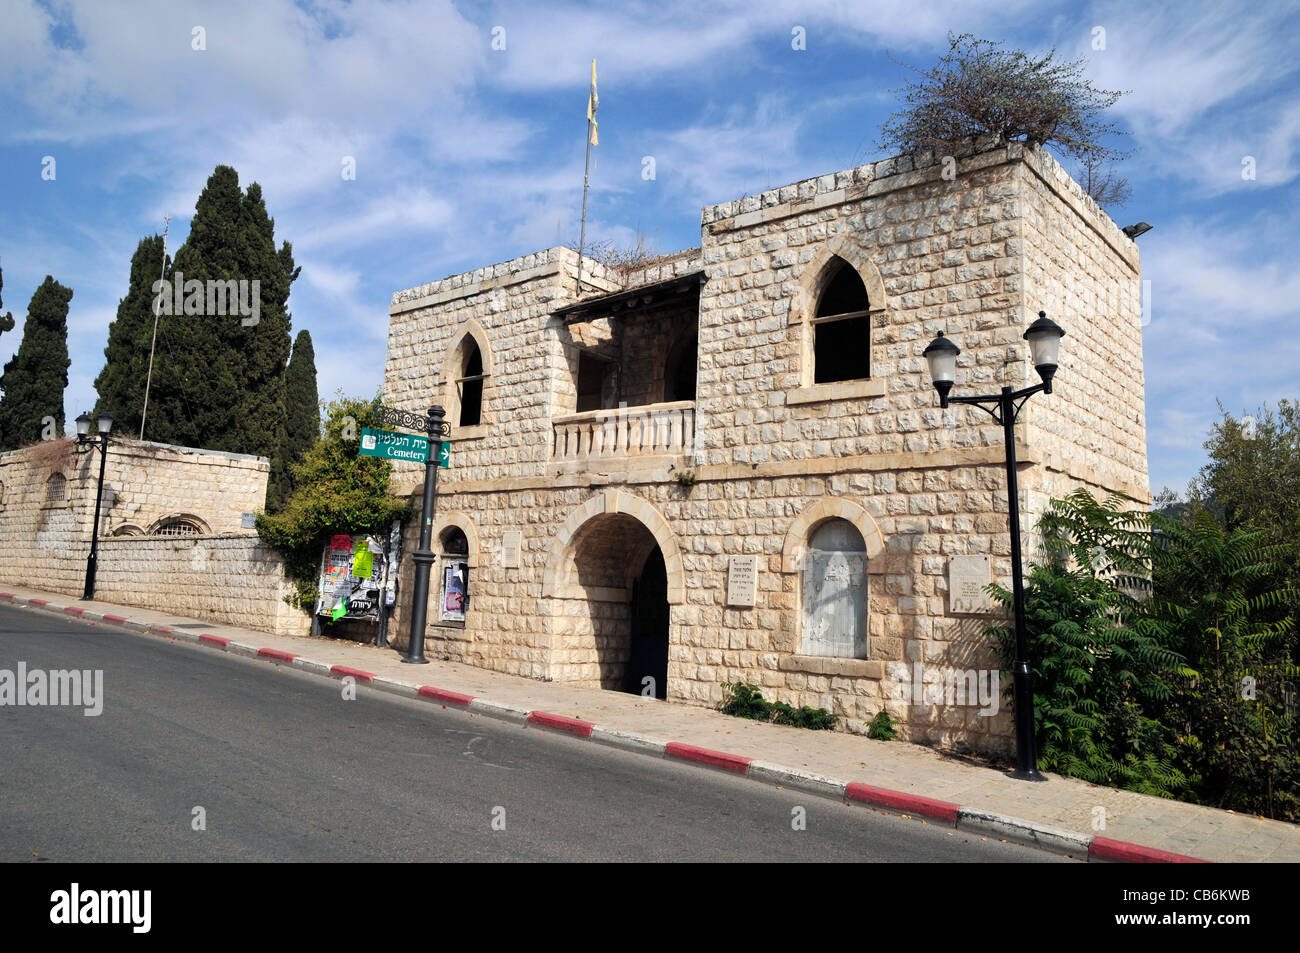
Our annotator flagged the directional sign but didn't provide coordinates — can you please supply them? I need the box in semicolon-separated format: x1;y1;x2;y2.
359;427;427;463
358;428;450;467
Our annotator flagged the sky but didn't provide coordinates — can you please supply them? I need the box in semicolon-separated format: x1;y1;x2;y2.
0;0;1296;497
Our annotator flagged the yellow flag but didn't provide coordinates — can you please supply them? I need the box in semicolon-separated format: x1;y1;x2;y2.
586;58;599;146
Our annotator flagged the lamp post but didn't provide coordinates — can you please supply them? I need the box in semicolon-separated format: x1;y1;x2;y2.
74;410;114;601
370;404;452;665
922;312;1065;781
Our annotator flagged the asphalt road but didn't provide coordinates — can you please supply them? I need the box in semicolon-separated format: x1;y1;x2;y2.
0;603;1069;862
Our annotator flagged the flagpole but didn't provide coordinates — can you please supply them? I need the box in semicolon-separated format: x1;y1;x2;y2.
577;59;597;295
576;118;593;295
140;214;169;441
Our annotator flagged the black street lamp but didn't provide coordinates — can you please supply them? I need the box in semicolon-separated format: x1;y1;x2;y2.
922;311;1065;781
371;404;451;665
74;410;115;601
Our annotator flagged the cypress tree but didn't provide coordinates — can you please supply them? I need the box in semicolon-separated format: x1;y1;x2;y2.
272;328;320;508
140;166;245;448
141;165;299;501
93;234;169;436
239;182;298;507
0;276;72;450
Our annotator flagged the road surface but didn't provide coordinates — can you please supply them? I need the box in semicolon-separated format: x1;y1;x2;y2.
0;603;1068;862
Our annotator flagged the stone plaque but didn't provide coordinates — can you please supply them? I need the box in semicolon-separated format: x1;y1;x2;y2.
948;554;991;614
241;512;256;529
500;531;521;569
726;555;759;607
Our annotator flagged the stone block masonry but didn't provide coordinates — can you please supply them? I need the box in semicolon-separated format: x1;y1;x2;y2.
0;436;306;635
380;142;1149;757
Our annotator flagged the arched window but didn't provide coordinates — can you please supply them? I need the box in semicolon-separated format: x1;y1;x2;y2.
663;331;697;402
437;526;470;625
111;524;145;537
152;517;205;537
46;472;67;503
801;518;867;658
458;341;484;427
813;259;870;384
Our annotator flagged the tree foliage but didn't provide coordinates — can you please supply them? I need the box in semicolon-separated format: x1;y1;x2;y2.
270;329;320;510
93;234;169;436
1151;510;1298;818
255;395;409;607
135;165;299;508
988;492;1191;798
0;275;72;450
1188;401;1300;610
879;33;1131;166
989;489;1299;818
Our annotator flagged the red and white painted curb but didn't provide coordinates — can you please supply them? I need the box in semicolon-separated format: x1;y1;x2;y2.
2;591;1209;863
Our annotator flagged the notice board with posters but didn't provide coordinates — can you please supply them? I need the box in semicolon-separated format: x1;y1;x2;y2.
315;524;402;623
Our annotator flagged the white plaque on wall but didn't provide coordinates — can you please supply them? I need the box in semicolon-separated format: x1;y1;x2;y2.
948;554;991;614
500;531;522;569
726;555;759;607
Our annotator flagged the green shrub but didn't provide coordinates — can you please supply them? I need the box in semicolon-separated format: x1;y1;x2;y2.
256;394;411;607
720;681;838;731
867;710;897;740
989;489;1299;818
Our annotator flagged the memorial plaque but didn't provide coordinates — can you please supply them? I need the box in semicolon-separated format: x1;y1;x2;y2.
948;554;991;614
726;554;759;607
500;531;522;569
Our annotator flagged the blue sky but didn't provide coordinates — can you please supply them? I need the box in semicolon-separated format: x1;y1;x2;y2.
0;0;1296;496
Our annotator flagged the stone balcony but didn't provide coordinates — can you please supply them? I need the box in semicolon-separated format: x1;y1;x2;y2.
551;401;696;471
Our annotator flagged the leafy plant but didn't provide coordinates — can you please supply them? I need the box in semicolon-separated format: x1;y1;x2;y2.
1149;508;1298;818
989;489;1299;818
255;394;410;607
988;491;1191;798
867;710;897;740
674;469;698;488
719;681;839;731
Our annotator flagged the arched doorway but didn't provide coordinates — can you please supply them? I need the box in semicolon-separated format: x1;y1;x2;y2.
626;547;668;698
542;491;686;697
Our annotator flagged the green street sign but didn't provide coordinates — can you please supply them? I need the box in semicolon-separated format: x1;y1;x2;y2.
360;427;426;463
358;428;450;467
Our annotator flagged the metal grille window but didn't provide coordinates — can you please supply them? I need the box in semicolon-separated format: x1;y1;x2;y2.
801;518;868;659
46;473;67;502
153;520;201;537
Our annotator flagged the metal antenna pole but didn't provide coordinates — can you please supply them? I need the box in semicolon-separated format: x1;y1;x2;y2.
140;214;169;440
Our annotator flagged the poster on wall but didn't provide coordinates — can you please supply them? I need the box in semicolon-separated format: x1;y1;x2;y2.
439;560;468;623
315;531;395;623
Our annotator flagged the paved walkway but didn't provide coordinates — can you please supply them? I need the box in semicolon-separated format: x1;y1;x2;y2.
4;584;1296;862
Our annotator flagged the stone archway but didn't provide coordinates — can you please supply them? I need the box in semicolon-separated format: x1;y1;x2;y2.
780;497;885;573
542;490;685;694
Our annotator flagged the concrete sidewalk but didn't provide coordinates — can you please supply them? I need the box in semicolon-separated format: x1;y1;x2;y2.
3;585;1297;863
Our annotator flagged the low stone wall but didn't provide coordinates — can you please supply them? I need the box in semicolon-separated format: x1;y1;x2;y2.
38;534;310;637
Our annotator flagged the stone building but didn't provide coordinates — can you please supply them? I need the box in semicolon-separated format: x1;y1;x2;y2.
381;142;1149;754
0;437;304;634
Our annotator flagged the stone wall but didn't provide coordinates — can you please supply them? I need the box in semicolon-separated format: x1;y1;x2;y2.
379;143;1150;757
93;534;309;636
0;437;306;636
